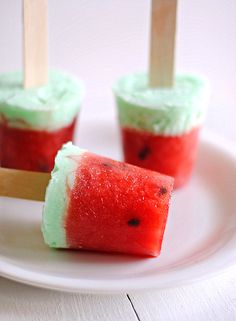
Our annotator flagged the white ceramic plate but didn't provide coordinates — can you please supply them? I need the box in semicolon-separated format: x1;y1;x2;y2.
1;117;236;293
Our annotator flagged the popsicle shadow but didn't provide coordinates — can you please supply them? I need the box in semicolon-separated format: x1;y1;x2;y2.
1;219;46;256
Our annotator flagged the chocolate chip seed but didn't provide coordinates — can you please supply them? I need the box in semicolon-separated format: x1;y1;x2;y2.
159;186;168;195
38;161;49;172
128;218;140;227
138;146;151;160
102;163;111;167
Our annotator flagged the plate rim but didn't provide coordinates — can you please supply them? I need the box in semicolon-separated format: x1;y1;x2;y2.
1;257;235;294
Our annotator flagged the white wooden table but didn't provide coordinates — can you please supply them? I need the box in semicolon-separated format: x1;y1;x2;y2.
1;271;236;321
1;1;236;320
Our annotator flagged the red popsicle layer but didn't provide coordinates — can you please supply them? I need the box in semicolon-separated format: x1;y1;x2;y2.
65;151;174;256
0;118;76;172
121;127;200;188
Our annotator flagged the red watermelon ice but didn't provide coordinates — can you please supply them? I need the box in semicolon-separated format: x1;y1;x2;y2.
42;143;174;257
0;118;76;172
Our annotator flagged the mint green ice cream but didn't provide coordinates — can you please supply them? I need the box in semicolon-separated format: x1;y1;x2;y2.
0;71;85;131
42;142;86;248
114;73;210;136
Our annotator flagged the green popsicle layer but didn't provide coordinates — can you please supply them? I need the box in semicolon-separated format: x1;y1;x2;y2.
42;142;86;248
114;73;210;136
0;71;85;131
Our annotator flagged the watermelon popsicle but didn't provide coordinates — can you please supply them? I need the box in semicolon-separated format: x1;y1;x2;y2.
42;143;174;257
0;71;85;172
114;73;210;188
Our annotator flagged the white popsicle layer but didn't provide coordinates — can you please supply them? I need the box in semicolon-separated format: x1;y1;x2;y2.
0;70;85;131
114;73;210;136
42;143;86;248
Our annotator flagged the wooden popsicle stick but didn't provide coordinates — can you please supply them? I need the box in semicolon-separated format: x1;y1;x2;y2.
149;0;177;88
0;168;50;201
23;0;48;89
